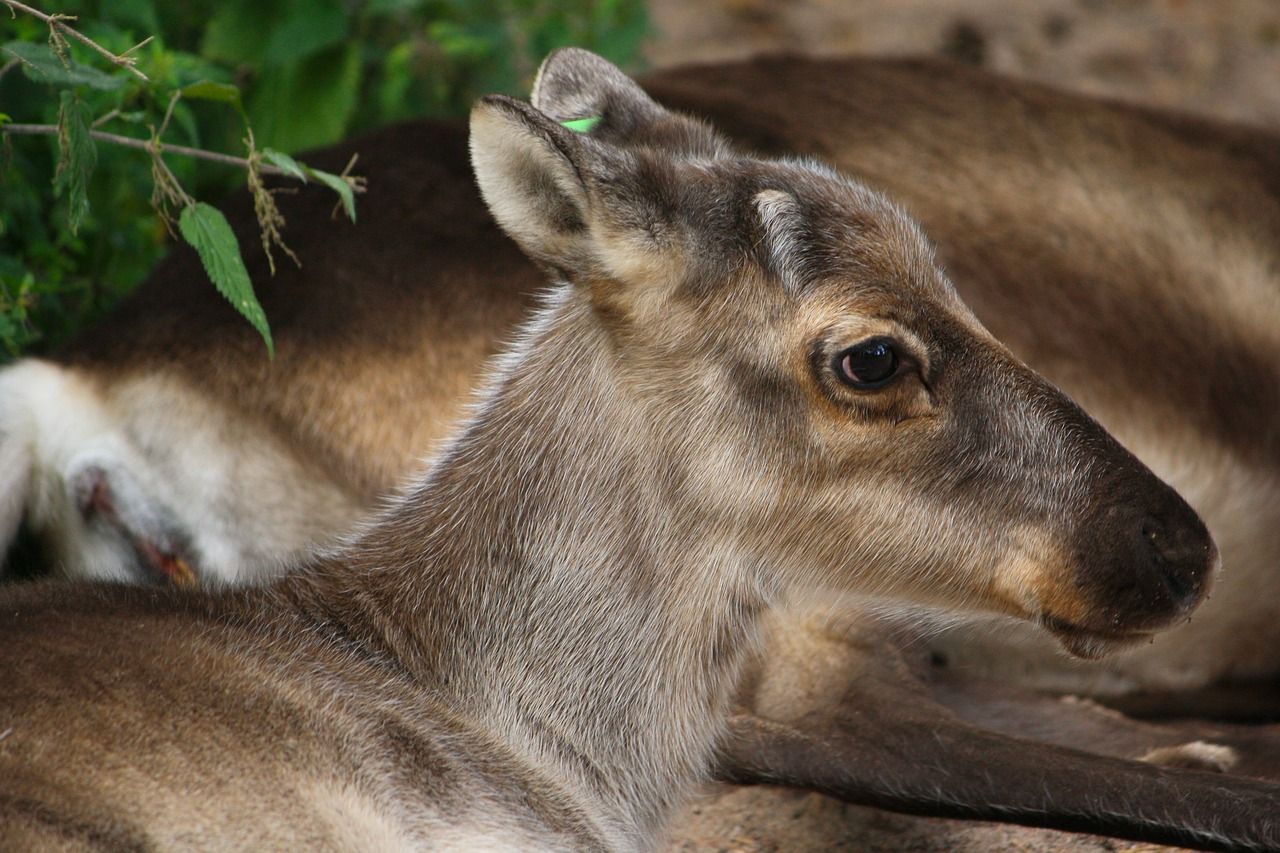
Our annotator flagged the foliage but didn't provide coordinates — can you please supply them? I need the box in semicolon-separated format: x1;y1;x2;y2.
0;0;648;358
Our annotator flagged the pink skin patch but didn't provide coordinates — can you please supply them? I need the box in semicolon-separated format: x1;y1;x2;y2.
73;466;199;588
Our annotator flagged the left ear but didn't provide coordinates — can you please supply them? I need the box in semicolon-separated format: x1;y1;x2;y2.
470;93;684;288
470;94;600;274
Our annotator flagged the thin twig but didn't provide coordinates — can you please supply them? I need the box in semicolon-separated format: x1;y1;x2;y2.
155;91;179;140
0;57;18;82
0;123;293;176
120;36;153;57
90;107;119;129
0;0;149;82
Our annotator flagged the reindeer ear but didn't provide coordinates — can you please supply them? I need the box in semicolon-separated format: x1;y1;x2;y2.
532;47;728;158
470;94;597;271
472;92;686;290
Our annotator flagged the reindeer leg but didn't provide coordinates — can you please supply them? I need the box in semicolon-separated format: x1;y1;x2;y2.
67;457;199;587
1103;681;1280;723
925;663;1280;779
716;609;1280;851
717;709;1280;853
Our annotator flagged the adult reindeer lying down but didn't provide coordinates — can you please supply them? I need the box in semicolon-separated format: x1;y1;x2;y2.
2;54;1280;850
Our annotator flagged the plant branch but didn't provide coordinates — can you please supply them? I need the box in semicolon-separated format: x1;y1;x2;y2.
1;122;294;176
0;0;149;82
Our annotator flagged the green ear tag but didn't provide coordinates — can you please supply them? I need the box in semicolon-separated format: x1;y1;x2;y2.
560;116;602;134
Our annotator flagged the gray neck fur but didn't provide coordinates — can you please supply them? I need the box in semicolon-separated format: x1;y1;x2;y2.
342;285;778;842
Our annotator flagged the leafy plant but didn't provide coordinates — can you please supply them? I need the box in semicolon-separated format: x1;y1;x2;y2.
0;0;648;358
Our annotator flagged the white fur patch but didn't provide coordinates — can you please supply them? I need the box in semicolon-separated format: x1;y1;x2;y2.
0;359;361;584
1139;741;1239;773
754;189;806;293
0;359;140;581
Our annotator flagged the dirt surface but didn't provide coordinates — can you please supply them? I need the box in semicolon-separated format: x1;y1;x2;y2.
644;2;1272;851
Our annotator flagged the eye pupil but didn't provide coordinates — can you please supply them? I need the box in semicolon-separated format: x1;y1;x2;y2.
838;339;899;387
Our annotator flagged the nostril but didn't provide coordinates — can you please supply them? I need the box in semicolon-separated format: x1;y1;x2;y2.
1160;559;1196;603
1138;516;1202;605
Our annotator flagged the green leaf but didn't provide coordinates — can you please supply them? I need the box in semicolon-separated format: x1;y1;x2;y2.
103;0;160;33
303;166;356;222
261;150;357;221
201;0;276;64
262;0;349;65
561;116;601;134
2;41;124;91
180;79;247;122
366;0;428;11
376;41;415;121
261;149;307;181
248;44;361;152
177;203;274;357
180;80;242;106
53;91;98;235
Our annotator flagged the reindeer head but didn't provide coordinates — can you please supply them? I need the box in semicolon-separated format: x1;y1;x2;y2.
472;49;1216;659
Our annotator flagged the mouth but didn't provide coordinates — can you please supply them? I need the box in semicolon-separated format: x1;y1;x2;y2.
1039;614;1153;660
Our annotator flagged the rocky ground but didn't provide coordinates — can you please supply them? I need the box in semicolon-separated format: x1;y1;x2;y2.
645;1;1276;850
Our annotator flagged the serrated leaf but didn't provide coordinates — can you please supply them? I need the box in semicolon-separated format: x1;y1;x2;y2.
2;41;124;91
53;91;97;235
261;150;357;221
262;149;307;182
304;167;356;222
178;203;274;357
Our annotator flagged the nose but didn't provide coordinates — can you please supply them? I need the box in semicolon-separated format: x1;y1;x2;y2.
1136;514;1215;611
1090;487;1217;630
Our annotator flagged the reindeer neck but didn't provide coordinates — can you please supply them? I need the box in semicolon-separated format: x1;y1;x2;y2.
329;286;776;839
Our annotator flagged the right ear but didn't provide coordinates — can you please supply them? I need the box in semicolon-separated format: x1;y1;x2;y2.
470;94;598;274
531;47;729;159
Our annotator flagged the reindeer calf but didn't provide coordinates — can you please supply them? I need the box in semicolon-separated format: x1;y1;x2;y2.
2;51;1263;850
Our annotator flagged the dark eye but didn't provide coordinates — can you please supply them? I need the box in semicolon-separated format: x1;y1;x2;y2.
834;338;900;389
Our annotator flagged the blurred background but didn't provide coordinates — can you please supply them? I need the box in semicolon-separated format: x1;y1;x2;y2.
1;0;1277;357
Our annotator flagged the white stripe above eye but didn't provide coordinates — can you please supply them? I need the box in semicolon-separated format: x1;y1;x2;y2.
754;189;806;294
